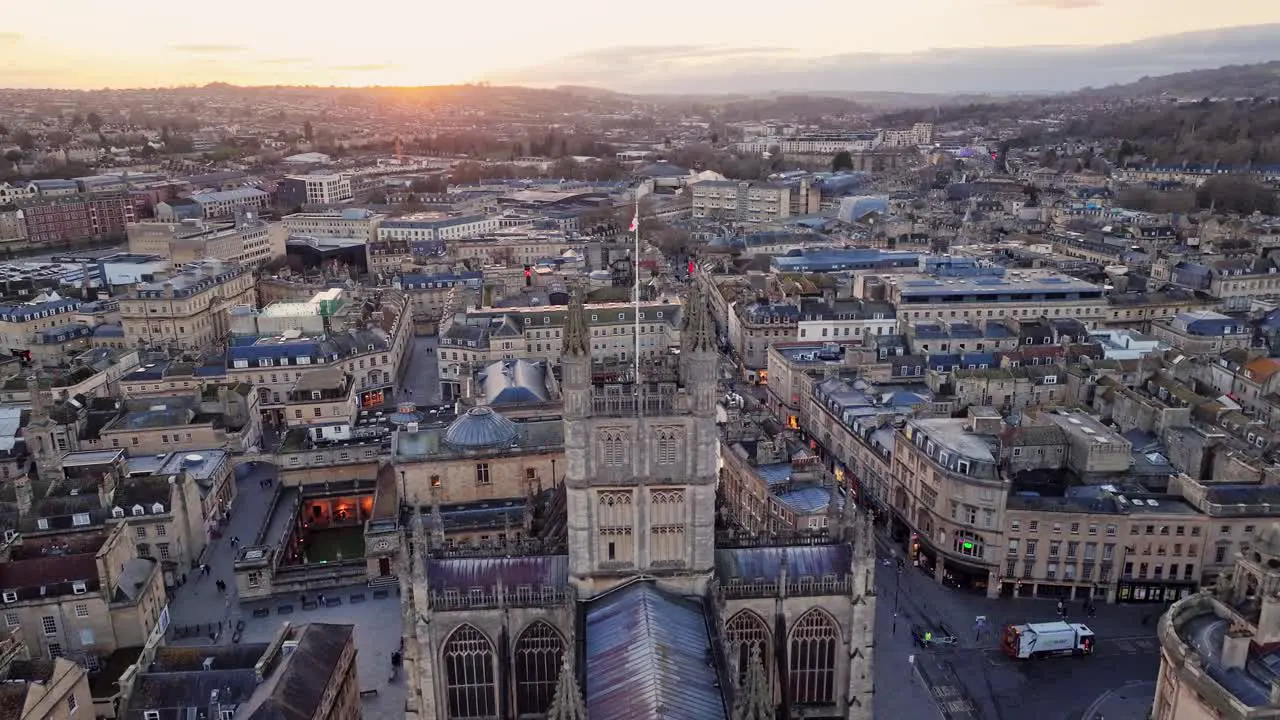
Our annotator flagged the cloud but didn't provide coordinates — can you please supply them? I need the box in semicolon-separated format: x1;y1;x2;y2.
1014;0;1102;7
486;23;1280;95
262;57;309;65
171;43;246;54
330;64;395;72
567;45;794;64
0;32;22;43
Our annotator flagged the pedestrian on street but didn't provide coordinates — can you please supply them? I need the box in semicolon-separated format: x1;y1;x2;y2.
318;592;326;606
1057;599;1065;618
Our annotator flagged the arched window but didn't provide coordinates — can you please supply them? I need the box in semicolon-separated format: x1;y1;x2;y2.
513;621;565;715
597;491;635;565
789;610;839;706
601;430;627;467
726;610;771;688
648;489;686;566
442;624;497;718
655;428;679;465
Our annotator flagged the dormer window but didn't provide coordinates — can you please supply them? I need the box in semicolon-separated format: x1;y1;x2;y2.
72;513;90;527
151;503;164;514
1;591;15;603
132;505;145;516
72;581;86;595
36;518;49;530
111;507;125;518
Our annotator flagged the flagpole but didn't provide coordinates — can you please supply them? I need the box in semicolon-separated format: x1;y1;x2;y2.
632;192;641;390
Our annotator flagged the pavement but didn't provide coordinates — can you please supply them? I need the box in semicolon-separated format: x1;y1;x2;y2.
1081;681;1157;720
872;529;1163;720
164;462;407;720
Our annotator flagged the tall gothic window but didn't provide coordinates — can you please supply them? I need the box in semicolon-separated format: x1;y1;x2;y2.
648;489;686;566
602;430;627;467
655;428;680;465
442;624;497;718
726;610;771;688
597;491;634;566
789;610;839;706
513;621;565;716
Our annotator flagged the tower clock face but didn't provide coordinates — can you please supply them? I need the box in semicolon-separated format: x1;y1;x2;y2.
375;539;392;551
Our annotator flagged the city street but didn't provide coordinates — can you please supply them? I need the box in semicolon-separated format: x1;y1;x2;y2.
872;533;1162;720
400;334;441;406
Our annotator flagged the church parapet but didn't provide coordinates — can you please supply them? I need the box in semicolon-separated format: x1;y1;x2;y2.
721;574;853;599
428;583;570;610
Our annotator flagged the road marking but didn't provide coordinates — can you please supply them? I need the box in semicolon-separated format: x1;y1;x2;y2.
932;685;960;699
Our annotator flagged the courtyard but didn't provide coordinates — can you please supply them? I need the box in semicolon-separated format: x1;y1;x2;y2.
164;464;406;720
296;525;367;564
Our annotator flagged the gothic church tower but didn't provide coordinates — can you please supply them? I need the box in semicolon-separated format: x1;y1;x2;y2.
562;286;720;597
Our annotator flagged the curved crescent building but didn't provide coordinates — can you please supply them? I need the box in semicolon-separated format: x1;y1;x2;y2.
1156;524;1280;719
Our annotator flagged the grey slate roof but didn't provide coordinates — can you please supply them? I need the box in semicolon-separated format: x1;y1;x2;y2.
425;555;568;593
584;581;728;720
715;545;852;583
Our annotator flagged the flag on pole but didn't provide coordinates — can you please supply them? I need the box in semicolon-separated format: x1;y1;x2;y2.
628;212;638;233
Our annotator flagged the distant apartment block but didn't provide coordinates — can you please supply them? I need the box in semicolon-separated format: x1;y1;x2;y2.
127;215;281;267
188;188;270;220
282;209;385;241
22;194;136;245
873;269;1109;327
279;173;354;207
692;180;794;224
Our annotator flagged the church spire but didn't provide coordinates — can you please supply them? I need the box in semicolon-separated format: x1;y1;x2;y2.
546;651;588;720
733;646;775;720
563;287;591;358
682;283;715;355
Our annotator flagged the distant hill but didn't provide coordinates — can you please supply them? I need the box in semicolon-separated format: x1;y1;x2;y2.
1074;61;1280;99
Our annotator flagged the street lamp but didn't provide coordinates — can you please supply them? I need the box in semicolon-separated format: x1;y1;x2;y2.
1116;545;1136;603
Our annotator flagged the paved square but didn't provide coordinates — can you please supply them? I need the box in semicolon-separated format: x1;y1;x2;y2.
164;464;406;720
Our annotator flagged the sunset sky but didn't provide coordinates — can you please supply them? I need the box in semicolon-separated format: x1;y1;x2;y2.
1;0;1278;90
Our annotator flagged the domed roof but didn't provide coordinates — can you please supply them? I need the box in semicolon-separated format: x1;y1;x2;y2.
443;407;519;450
388;402;424;427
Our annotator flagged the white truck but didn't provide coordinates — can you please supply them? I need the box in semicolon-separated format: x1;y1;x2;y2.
1001;621;1095;659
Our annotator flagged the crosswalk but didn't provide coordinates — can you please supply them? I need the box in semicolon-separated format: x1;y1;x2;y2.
930;684;976;715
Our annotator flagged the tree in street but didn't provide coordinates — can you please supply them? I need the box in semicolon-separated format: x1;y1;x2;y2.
303;121;314;143
832;150;854;172
11;131;35;150
86;112;103;132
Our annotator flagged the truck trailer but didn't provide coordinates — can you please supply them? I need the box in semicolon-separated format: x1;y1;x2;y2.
1001;621;1095;659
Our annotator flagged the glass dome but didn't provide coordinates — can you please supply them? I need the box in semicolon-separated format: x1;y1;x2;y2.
443;407;520;450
